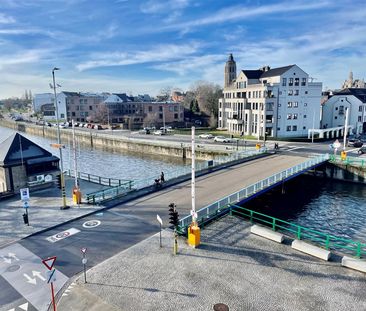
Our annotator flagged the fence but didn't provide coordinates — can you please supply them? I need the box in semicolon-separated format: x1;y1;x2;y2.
178;153;329;233
65;170;132;187
329;155;366;167
230;204;366;258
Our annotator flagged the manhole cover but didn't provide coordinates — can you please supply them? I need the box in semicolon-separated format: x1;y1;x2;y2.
213;303;229;311
6;264;20;273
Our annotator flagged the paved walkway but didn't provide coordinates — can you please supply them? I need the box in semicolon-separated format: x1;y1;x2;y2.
58;215;366;311
0;177;108;247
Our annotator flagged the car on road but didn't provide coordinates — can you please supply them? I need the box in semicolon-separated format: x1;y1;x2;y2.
153;130;165;135
198;133;214;139
358;146;366;154
139;128;151;134
348;139;363;147
214;136;231;143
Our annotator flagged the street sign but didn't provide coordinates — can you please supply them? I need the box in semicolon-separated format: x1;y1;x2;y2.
81;247;87;254
82;258;88;265
156;214;163;225
190;210;198;219
42;256;57;271
47;269;56;283
20;188;29;201
23;201;29;209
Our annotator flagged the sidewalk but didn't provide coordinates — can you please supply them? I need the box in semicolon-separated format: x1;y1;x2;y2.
58;216;366;311
0;177;109;247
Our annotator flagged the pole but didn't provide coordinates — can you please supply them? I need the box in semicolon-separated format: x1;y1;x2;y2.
83;253;87;283
26;207;29;226
52;68;68;210
72;120;78;189
51;282;56;311
312;110;315;143
343;107;349;150
191;126;196;224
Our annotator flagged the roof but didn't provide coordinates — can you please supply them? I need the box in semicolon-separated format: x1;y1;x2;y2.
241;65;295;80
61;91;79;97
114;93;134;102
260;65;295;78
333;88;366;103
0;133;58;166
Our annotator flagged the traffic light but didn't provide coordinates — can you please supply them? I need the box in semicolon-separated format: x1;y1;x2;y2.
168;203;179;227
55;174;61;189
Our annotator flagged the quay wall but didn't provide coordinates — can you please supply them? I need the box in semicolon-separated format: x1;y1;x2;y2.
0;119;227;160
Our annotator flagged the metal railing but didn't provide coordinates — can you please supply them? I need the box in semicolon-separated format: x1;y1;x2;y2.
65;169;132;187
230;205;366;258
85;147;269;204
178;153;329;232
329;155;366;167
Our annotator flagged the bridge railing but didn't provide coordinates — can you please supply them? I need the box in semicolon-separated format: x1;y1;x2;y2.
178;153;329;232
329;155;366;167
85;147;268;204
65;169;132;187
230;204;366;258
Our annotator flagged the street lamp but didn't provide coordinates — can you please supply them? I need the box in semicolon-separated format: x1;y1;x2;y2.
52;67;69;210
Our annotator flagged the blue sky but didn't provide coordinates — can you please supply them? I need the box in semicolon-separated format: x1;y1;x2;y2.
0;0;365;98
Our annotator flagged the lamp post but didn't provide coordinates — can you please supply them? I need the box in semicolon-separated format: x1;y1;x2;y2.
52;67;69;210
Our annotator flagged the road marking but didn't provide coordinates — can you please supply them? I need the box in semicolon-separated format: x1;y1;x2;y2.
82;220;101;228
19;302;29;310
347;148;359;153
287;147;303;151
0;243;68;311
46;228;80;243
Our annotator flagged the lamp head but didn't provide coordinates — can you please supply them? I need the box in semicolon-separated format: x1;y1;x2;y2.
52;67;60;72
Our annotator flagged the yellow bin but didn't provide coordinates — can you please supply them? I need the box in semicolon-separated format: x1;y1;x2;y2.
72;187;82;204
188;225;201;248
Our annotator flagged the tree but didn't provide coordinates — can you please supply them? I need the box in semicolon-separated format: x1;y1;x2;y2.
157;86;173;101
143;112;159;127
90;103;109;124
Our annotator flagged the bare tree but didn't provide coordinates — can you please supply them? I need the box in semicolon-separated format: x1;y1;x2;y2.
90;103;109;124
143;112;159;127
157;86;173;101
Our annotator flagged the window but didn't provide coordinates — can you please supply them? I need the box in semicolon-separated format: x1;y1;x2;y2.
293;102;298;107
304;115;307;118
288;90;293;96
174;106;178;112
292;125;297;131
305;91;308;94
293;113;298;119
286;126;291;131
282;78;287;86
294;90;299;96
359;106;363;112
72;112;75;117
358;116;362;122
174;113;178;119
159;113;163;119
303;126;306;129
159;106;163;112
89;106;93;110
335;116;337;119
277;127;281;131
302;78;306;86
169;106;174;112
295;78;299;86
287;102;292;108
289;78;294;86
287;114;292;119
304;103;307;107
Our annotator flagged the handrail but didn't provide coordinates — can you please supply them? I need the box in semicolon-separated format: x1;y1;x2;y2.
65;169;132;187
178;154;329;232
329;155;366;168
86;147;268;204
230;204;366;258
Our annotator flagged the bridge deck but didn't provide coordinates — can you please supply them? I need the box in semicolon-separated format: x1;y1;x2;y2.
122;154;311;224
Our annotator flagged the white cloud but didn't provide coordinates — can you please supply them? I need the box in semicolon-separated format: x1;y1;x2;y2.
0;13;15;24
140;0;191;14
76;42;202;71
0;50;42;69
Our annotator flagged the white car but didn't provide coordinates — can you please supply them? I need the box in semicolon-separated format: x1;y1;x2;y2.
214;136;231;143
198;133;214;139
153;130;165;135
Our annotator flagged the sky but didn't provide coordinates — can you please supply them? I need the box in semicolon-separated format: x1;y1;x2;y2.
0;0;365;98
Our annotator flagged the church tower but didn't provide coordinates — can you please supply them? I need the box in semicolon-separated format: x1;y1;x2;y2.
224;53;237;88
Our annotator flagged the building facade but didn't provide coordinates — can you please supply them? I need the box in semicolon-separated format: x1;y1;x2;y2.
33;93;67;121
218;54;322;138
322;88;366;135
342;71;366;89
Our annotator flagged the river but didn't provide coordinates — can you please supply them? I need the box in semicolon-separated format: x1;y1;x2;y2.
1;126;366;243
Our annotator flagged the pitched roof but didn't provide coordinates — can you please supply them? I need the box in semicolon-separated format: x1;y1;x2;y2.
61;91;79;97
0;133;58;166
260;65;295;78
114;93;134;102
241;70;263;79
334;88;366;103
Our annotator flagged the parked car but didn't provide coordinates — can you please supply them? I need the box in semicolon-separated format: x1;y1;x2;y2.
348;139;363;147
139;128;151;134
358;146;366;154
214;136;231;143
198;133;214;139
153;130;165;135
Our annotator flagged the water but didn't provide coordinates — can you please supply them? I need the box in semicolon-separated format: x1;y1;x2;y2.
0;126;189;181
243;174;366;243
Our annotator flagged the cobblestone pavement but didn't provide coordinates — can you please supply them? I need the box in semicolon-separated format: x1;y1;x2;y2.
58;216;366;311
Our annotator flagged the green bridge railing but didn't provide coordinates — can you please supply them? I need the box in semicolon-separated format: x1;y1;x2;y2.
230;204;366;258
65;169;132;187
329;154;366;167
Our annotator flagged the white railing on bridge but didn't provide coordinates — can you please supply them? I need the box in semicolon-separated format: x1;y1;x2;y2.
178;153;330;230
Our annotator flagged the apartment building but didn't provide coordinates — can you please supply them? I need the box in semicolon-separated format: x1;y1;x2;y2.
218;54;322;138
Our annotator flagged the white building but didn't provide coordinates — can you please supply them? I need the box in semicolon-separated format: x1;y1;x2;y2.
218;54;322;138
322;88;366;135
32;93;67;121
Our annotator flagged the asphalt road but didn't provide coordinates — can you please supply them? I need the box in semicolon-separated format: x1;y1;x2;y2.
0;153;309;311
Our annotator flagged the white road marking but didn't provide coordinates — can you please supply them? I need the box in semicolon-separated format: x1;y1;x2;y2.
287;147;303;151
19;302;29;311
347;148;359;153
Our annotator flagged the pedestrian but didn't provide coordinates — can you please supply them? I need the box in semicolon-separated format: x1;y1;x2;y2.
160;171;165;183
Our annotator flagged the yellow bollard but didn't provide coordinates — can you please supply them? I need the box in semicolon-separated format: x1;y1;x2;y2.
255;143;261;150
188;224;201;248
72;187;82;204
341;151;347;161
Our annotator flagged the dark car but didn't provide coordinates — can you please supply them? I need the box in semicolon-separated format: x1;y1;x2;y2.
353;140;363;148
358;146;366;154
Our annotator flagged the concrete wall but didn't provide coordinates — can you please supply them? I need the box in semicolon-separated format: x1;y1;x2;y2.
0;167;8;192
10;165;28;192
0;119;227;160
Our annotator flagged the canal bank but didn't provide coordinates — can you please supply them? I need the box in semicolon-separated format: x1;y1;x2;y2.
0;119;229;160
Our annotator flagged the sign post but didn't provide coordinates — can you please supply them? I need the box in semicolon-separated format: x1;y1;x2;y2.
20;188;30;226
81;248;87;283
157;215;163;248
42;256;57;311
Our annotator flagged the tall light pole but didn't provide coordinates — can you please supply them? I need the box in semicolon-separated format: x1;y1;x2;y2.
52;67;69;210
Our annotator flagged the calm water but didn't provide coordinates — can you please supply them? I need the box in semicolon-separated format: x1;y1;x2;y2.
243;175;366;243
0;126;189;181
1;126;366;243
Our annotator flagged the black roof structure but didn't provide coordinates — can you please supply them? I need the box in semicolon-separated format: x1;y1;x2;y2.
0;133;59;166
241;65;295;80
334;88;366;103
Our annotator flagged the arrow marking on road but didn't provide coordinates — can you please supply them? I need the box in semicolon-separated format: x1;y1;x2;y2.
19;302;29;310
1;255;12;264
23;273;37;285
32;270;46;281
8;253;19;261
